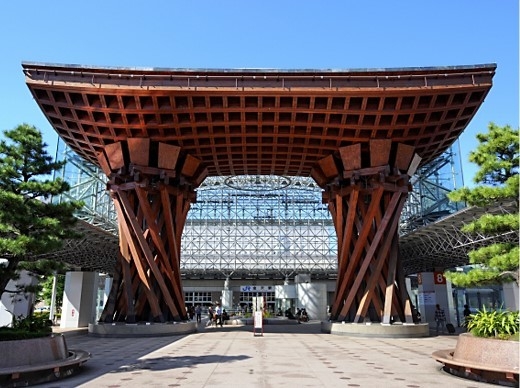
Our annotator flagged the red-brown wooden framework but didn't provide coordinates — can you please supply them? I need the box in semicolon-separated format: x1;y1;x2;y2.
23;62;495;323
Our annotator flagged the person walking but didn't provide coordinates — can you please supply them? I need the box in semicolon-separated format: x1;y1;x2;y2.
215;303;223;327
195;304;202;323
207;306;214;327
435;304;446;334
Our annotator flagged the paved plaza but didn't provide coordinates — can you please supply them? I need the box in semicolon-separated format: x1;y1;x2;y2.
36;321;494;388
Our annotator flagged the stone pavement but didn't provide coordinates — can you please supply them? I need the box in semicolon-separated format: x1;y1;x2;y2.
40;321;491;388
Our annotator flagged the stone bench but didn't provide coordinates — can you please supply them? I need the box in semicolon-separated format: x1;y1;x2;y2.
0;334;90;386
432;333;519;386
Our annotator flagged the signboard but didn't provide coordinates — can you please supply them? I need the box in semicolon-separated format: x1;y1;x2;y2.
418;291;436;306
241;285;274;292
253;311;263;336
434;272;446;284
254;311;263;329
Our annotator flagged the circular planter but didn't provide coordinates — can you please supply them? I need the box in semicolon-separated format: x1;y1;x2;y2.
432;332;519;386
0;334;90;387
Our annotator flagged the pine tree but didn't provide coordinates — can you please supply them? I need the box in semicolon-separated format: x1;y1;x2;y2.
445;123;519;286
0;124;83;295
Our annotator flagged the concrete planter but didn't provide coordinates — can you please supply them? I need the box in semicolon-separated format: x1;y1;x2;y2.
0;334;90;387
89;321;197;337
433;332;519;386
322;321;430;338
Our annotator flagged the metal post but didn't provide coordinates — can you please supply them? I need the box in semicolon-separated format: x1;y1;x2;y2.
49;272;58;324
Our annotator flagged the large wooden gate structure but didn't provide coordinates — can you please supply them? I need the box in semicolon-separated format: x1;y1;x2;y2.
24;62;495;323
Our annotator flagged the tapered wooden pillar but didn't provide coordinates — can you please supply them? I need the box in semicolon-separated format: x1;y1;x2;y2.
312;140;421;324
96;139;207;323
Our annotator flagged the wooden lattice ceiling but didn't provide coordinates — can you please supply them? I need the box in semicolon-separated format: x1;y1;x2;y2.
23;63;495;177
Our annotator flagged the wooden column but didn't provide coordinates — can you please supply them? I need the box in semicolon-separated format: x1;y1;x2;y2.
312;141;421;324
97;140;207;323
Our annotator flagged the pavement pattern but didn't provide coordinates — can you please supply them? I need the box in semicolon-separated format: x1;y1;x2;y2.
38;321;493;388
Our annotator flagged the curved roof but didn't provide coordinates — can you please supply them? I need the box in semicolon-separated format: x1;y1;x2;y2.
23;62;495;177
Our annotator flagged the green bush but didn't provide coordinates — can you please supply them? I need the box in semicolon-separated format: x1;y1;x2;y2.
466;307;519;340
0;314;52;341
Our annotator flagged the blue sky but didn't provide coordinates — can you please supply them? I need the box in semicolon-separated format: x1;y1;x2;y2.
0;1;518;184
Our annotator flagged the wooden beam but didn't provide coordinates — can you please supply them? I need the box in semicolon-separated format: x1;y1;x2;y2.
317;154;339;179
96;151;113;176
337;188;359;282
339;189;401;319
105;142;125;171
339;144;361;171
181;154;201;178
160;188;185;307
134;186;183;319
396;255;414;323
310;166;328;187
395;143;415;172
121;257;136;323
333;186;384;315
127;138;150;166
98;257;122;323
370;139;392;167
118;192;179;320
112;192;163;320
158;143;181;170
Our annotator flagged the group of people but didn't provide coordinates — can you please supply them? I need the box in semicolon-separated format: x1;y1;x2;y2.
206;304;229;327
186;305;202;323
283;307;309;323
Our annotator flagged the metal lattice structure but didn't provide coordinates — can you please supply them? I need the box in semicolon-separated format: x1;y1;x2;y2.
54;139;118;235
400;200;519;275
181;175;336;279
401;144;465;234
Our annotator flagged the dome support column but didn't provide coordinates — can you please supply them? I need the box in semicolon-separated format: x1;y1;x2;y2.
96;139;207;323
312;140;421;324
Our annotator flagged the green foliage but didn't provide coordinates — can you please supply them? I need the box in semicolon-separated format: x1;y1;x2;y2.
0;124;83;295
17;260;68;306
37;272;65;308
0;313;52;341
466;306;519;340
469;123;518;186
461;213;518;235
445;123;519;287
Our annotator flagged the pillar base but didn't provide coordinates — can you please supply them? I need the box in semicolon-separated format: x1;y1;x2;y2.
88;322;197;337
321;321;430;338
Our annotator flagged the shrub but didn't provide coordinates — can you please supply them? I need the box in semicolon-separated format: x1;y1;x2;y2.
466;306;519;340
0;314;52;341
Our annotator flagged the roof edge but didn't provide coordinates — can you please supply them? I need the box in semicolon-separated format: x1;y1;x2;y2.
21;61;497;76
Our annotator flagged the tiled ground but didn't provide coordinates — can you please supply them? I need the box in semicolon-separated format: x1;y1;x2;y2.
35;322;492;388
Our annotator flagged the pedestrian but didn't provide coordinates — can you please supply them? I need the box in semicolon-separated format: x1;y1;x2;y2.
435;304;446;334
195;304;202;323
207;306;214;327
215;303;223;327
